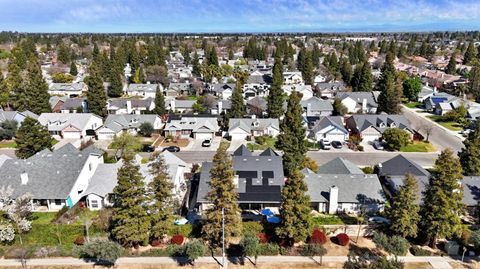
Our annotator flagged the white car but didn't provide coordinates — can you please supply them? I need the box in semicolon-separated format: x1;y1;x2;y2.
320;139;331;150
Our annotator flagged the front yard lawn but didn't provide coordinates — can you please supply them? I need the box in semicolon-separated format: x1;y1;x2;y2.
247;136;277;151
0;140;16;148
311;214;360;226
427;115;464;131
305;140;320;150
400;141;436;152
404;101;423;109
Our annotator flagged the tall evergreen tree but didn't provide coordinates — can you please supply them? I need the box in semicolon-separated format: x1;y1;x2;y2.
459;123;480;176
267;58;285;118
340;58;353;86
111;154;151;247
202;143;242;245
70;61;78;76
24;57;51;114
0;74;8;109
386;173;420;238
86;67;107;117
420;149;464;247
276;91;307;176
108;69;123;97
377;53;402;114
148;153;174;240
463;42;477;65
445;54;457;75
469;64;480;100
276;168;311;245
302;52;314;86
228;81;246;118
15;117;53;159
153;85;166;116
192;52;201;77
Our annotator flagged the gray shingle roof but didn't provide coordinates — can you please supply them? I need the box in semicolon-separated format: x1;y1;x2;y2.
337;91;378;108
49;82;86;92
310;116;347;134
379;155;430;178
347;114;412;134
210;83;235;93
228;118;279;133
319;157;364;175
0;144;103;199
246;74;272;84
104;114;161;132
164;117;219;133
61;98;86;111
38;113;102;132
304;173;385;203
301;97;333;111
127;83;161;92
107;98;154;109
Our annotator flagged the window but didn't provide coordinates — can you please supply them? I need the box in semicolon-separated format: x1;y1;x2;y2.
89;163;92;171
91;200;98;209
54;199;62;206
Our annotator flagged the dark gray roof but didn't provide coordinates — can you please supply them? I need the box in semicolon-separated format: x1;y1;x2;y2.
247;97;267;111
319;157;364;175
316;82;346;91
197;146;284;204
210;83;235;93
304;173;385;203
0;144;103;199
379;155;430;178
61;98;86;111
246;74;272;84
233;144;252;156
301;97;333;111
347;114;412;133
107;98;154;109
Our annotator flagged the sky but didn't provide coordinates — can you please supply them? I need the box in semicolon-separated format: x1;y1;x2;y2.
1;0;480;33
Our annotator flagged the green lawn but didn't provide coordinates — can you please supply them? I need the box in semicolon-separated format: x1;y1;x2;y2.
311;214;360;226
186;95;198;100
247;136;277;151
427;115;464;131
0;140;16;148
305;140;320;150
404;102;423;109
400;141;436;152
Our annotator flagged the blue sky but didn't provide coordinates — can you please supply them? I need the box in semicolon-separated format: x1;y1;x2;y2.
1;0;480;33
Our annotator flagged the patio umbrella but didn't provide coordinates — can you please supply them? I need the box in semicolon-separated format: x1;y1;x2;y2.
261;208;274;216
266;216;281;224
174;218;188;225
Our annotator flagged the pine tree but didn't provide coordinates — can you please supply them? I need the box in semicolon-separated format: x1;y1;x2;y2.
86;68;107;117
469;64;480;100
70;61;78;76
148;152;174;240
420;149;464;247
24;57;51;114
445;54;457;75
302;53;314;86
228;81;246;118
228;49;234;60
340;58;353;86
208;46;219;67
202;143;242;245
358;61;373;92
276;91;307;176
15;117;53;159
0;74;8;109
463;42;477;65
276;168;311;245
377;53;402;114
108;68;123;97
192;52;201;77
111;154;151;247
267;57;284;118
386;173;420;238
459;123;480;176
153;85;166;116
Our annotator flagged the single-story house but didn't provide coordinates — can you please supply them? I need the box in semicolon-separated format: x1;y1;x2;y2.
228;118;280;140
337;91;379;114
167;99;196;114
0;110;38;125
168;83;191;96
316;82;346;98
196;146;284;214
300;97;333;117
283;71;303;85
345;114;414;142
0;144;103;211
423;92;459;113
107;98;155;115
38;113;103;139
309;116;348;142
48;82;87;97
164;117;219;140
125;83;162;99
247;97;268;116
54;98;88;113
207;83;235;100
417;86;436;102
243;74;272;99
210;100;232;115
282;85;313;100
97;114;163;140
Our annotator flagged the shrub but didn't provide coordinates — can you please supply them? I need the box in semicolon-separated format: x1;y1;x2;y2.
74;236;85;245
139;122;154;137
92;208;112;232
255;135;268;145
257;233;269;244
242;221;263;235
372;231;409;256
79;239;123;265
184;239;205;265
471;229;480;250
257;243;280;255
0;222;15;243
336;233;349;246
310;228;327;245
381;128;412;151
410;245;432;256
168;224;193;237
54;206;69;222
300;243;327;257
240;235;260;261
171;234;185;245
151;239;161;247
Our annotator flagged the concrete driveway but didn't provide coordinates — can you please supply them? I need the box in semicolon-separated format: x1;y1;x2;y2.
184;136;221;151
227;139;247;151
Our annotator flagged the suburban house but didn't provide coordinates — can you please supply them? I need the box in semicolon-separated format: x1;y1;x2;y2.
282;85;314;100
0;110;38;125
38;113;103;139
314;74;327;85
247;97;268;116
166;99;196;114
210;100;232;115
196;146;284;214
48;82;87;97
300;97;333;117
345;114;414;142
228;118;280;140
309;116;349;142
163;116;220;140
316;82;346;98
0;143;103;211
168;83;191;96
423;92;459;113
53;98;88;113
417;85;436;102
83;151;190;210
243;74;272;99
125;83;162;99
207;83;235;100
107;98;155;115
337;92;379;114
304;158;385;214
97;114;163;140
283;71;303;85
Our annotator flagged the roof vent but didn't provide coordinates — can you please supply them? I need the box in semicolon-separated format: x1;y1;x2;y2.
20;173;28;185
268;159;271;161
243;158;247;161
255;158;259;161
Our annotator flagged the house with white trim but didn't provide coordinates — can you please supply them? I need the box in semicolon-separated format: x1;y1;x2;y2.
164;117;219;140
38;113;103;140
228;118;280;140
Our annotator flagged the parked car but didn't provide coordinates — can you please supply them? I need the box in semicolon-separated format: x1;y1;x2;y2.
372;140;384;150
461;129;472;137
163;146;180;152
142;144;155;152
331;141;342;149
202;139;212;147
368;216;391;225
320;139;331;150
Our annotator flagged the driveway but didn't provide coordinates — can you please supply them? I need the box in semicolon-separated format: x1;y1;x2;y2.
184;136;221;151
228;139;247;151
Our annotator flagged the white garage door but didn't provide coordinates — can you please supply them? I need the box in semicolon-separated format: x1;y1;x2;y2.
326;134;346;142
231;133;248;140
98;133;115;140
194;132;213;140
362;134;380;142
63;131;81;139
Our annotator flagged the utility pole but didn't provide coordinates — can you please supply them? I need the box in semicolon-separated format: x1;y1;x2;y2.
222;207;227;269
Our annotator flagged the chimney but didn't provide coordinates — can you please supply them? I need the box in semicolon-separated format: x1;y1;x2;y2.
251;114;256;119
170;99;176;111
126;100;132;114
233;175;239;188
307;103;311;115
362;98;367;112
217;101;223;115
328;186;339;214
20;172;29;185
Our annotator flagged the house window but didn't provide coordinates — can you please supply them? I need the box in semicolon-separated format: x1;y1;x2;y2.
54;199;62;206
89;163;92;171
91;200;99;209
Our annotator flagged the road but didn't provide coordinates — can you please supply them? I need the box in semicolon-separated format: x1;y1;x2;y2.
172;151;438;168
401;106;464;153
